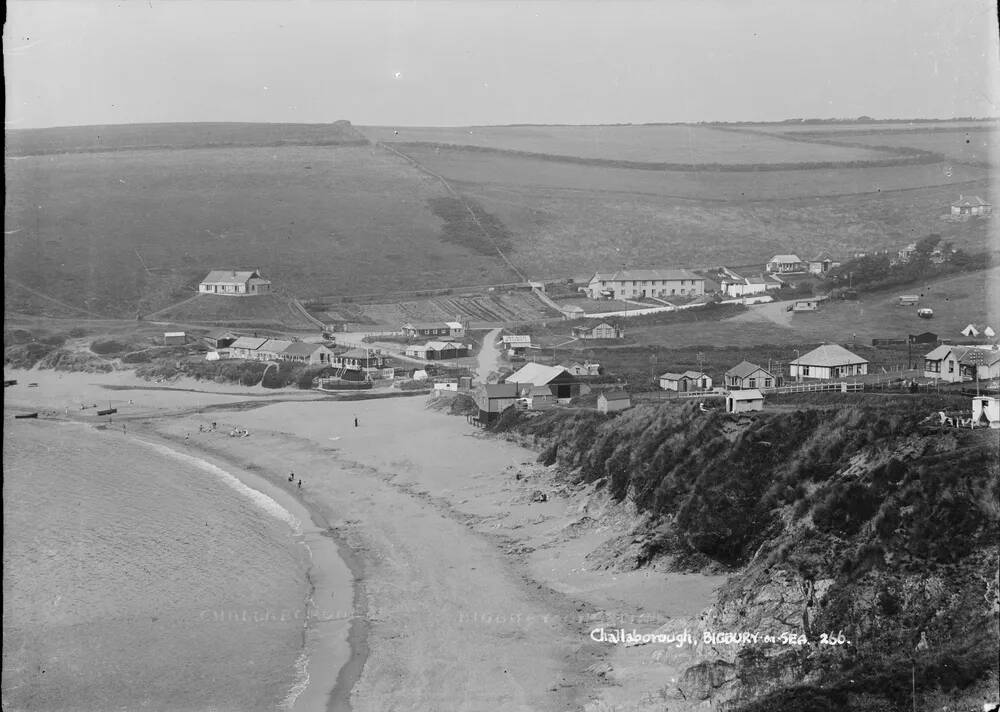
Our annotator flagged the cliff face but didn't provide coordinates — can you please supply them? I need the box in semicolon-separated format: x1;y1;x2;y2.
496;398;999;711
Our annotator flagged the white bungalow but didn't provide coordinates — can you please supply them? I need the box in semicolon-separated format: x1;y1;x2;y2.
765;255;806;274
789;344;869;380
659;371;713;392
199;270;271;296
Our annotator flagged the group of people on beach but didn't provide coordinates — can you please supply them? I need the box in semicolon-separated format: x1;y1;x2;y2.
288;472;302;489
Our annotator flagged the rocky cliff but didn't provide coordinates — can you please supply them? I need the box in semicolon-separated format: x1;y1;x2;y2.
492;396;999;711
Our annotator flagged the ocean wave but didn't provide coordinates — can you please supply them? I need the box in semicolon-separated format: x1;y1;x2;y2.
138;439;303;535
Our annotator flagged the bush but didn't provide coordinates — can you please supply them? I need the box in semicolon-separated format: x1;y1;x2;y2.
4;342;55;368
121;350;152;364
90;339;132;355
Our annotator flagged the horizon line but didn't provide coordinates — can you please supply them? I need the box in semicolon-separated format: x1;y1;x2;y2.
6;116;1000;132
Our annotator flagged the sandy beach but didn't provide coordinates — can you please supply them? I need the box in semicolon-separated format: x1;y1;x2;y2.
4;368;725;711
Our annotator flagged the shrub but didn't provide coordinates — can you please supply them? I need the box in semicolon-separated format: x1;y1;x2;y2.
121;350;152;364
90;339;132;355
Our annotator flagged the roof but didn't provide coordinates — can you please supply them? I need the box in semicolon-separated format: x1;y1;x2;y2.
482;383;519;398
659;370;708;381
562;304;585;313
600;390;631;401
898;294;920;300
230;336;268;350
591;268;704;282
424;341;467;350
810;252;835;262
791;344;868;367
725;361;769;378
282;342;326;357
520;384;554;398
960;347;1000;367
201;270;263;285
506;363;571;386
501;335;532;344
260;339;294;354
339;348;381;359
445;321;463;329
164;331;185;337
404;322;452;330
573;321;619;332
768;254;803;263
951;195;990;207
729;389;764;401
923;344;954;360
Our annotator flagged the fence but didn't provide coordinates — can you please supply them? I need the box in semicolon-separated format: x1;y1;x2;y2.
767;382;864;395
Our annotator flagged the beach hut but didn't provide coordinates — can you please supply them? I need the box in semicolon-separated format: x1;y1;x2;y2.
164;331;186;346
725;389;764;414
597;390;631;413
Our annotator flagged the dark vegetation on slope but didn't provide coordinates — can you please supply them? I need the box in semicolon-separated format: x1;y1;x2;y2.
489;399;999;710
427;196;514;256
824;234;994;297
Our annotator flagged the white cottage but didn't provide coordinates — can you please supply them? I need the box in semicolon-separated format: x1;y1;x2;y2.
789;344;869;380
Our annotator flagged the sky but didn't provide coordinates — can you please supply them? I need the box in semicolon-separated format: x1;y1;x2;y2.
4;0;999;129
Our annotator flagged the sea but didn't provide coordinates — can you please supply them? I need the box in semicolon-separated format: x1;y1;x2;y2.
2;418;314;711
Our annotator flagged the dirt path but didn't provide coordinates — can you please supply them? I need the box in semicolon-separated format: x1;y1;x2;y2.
476;328;502;382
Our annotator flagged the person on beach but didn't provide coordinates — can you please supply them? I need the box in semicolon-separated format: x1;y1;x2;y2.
122;424;127;435
354;417;359;427
297;479;302;489
288;472;295;482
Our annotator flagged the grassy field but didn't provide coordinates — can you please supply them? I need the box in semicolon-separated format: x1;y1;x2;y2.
5;121;369;155
739;119;998;134
729;265;1000;345
4;121;995;323
399;145;988;200
361;124;898;164
145;293;321;330
834;129;997;166
451;173;991;280
4;143;518;316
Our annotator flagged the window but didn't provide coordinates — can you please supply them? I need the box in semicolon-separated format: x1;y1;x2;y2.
764;379;772;387
748;378;756;388
671;289;676;295
802;366;810;376
948;360;955;373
